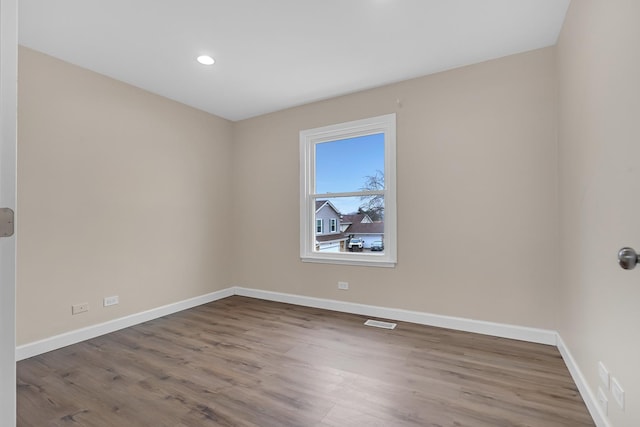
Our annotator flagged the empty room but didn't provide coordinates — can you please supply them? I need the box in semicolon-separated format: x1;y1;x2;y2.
1;0;639;426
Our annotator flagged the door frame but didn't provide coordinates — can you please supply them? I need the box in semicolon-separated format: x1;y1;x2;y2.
0;0;18;424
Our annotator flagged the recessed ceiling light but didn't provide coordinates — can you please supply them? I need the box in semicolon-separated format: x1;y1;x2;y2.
197;55;215;65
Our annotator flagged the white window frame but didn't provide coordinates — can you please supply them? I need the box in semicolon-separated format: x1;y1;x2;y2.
300;113;397;267
330;218;337;233
316;218;323;234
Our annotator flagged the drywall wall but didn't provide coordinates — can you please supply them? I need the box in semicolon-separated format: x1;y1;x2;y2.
17;47;234;344
557;1;640;425
17;46;559;344
232;47;559;330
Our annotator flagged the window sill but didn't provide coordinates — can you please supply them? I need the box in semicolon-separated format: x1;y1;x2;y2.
301;255;396;268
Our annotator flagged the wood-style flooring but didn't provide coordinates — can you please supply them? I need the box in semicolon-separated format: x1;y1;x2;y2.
17;296;594;426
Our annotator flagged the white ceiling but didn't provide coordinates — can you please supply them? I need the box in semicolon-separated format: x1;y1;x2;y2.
18;0;570;122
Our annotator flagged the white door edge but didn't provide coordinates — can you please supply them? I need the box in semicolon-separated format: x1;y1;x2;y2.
0;0;18;425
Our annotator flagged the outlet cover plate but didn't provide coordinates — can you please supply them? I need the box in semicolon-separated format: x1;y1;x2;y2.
338;281;349;290
597;387;608;415
598;361;610;388
72;303;89;315
103;295;119;307
611;377;625;410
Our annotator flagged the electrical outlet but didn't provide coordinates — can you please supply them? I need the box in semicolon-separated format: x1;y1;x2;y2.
71;303;89;315
597;387;608;415
338;281;349;290
598;361;610;388
611;377;625;410
103;295;119;307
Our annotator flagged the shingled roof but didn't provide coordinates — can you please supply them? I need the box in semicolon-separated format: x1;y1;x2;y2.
316;233;349;243
345;221;384;235
315;199;342;214
341;213;372;225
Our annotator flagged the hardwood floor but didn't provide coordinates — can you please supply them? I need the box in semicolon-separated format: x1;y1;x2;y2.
17;296;594;426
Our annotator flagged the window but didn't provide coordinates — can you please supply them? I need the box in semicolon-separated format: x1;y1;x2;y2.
300;113;396;267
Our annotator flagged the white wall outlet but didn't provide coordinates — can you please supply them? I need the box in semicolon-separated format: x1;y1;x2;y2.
103;295;119;307
338;281;349;290
597;387;608;415
598;361;610;388
611;377;625;410
71;303;89;315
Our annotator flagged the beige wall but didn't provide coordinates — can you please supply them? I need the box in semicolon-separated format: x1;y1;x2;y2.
17;45;560;345
232;47;559;330
557;1;640;425
17;47;234;344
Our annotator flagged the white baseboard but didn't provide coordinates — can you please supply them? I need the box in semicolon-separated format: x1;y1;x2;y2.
15;287;234;361
233;286;557;345
557;334;610;427
16;285;557;361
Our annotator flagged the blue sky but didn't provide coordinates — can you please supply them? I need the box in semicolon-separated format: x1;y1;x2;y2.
315;133;384;214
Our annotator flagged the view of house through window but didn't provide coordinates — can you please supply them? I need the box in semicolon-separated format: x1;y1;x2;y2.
314;134;385;254
300;113;396;267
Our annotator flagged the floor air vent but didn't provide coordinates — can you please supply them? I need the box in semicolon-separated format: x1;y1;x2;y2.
364;319;397;330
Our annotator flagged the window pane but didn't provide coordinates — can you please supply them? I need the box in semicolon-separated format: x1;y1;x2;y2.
315;133;385;194
314;196;384;254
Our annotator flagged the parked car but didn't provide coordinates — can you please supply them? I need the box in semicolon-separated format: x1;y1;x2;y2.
348;238;363;249
370;240;384;251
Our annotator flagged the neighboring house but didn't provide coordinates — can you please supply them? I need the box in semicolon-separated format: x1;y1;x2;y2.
339;213;373;232
315;200;348;252
342;213;384;249
344;220;384;249
315;204;384;251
